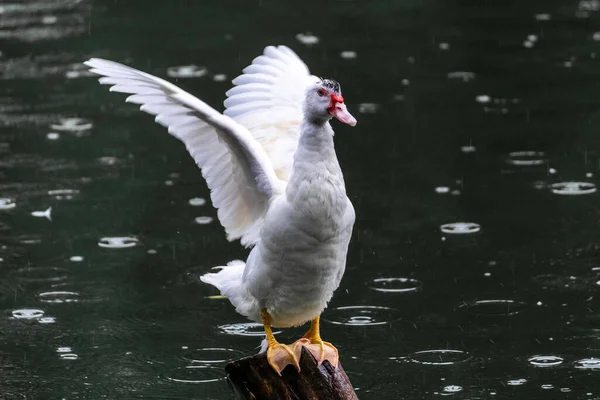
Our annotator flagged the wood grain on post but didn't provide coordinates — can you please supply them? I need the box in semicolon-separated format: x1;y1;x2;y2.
226;346;358;400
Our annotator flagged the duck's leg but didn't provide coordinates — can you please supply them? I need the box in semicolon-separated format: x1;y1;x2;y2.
297;315;339;367
260;309;302;375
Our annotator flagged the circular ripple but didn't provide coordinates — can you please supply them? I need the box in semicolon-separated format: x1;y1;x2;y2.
163;365;224;384
506;151;546;166
440;222;481;234
409;349;471;365
574;358;600;369
98;236;139;249
296;32;319;45
442;385;463;393
39;291;79;303
50;118;93;132
368;278;423;293
189;197;207;206
507;378;527;386
167;65;207;78
39;316;56;324
48;189;80;200
459;300;527;316
550;182;596;195
219;322;279;337
11;266;68;283
0;198;16;210
528;355;563;367
59;353;78;360
194;216;214;225
324;306;401;326
12;309;44;319
182;348;245;364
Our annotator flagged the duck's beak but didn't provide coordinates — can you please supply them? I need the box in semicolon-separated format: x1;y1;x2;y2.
330;102;357;126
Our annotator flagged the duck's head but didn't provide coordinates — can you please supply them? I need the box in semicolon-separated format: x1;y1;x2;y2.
305;78;357;127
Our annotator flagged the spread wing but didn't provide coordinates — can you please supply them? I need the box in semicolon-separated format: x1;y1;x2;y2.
224;46;316;181
85;58;285;247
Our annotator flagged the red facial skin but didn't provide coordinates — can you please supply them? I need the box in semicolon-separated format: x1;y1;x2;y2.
327;93;345;114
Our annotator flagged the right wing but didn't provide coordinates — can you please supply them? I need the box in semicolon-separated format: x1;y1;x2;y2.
85;58;285;248
224;46;316;181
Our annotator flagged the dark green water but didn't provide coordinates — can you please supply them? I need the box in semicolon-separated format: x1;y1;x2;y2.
2;0;600;398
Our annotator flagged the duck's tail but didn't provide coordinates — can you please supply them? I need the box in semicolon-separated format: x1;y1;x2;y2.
200;260;259;321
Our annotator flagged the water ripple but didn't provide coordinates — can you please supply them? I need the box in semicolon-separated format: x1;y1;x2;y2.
549;182;596;195
408;349;471;365
163;365;225;384
459;300;527;316
38;291;80;303
98;236;139;249
440;222;481;234
182;348;245;364
218;322;278;337
574;358;600;369
11;309;44;319
528;355;564;367
367;277;423;293
324;306;402;326
167;65;207;78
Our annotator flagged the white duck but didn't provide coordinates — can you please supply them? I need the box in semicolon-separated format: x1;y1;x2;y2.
85;46;357;375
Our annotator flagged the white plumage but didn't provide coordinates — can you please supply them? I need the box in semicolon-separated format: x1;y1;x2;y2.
85;45;356;330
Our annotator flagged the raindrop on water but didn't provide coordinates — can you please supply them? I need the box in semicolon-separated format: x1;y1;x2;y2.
39;291;80;303
574;358;600;369
189;197;207;206
528;355;564;367
549;182;596;195
12;309;44;319
295;32;319;45
182;348;245;364
98;236;139;249
48;189;79;200
163;365;225;384
440;222;481;234
323;306;402;326
195;216;213;225
340;51;357;59
50;118;93;132
57;347;72;353
442;385;462;393
167;65;207;78
0;198;16;210
505;151;546;166
507;378;527;386
459;299;527;316
408;349;471;365
219;322;278;337
367;277;423;293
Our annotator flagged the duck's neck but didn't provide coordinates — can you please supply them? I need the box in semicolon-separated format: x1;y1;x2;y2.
286;119;346;204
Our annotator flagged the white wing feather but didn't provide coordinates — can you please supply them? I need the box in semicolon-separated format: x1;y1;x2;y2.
84;58;285;247
224;45;316;181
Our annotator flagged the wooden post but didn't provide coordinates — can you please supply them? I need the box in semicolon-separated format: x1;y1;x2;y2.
226;346;358;400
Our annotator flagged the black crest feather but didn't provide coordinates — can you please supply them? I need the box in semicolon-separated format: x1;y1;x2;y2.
320;78;341;94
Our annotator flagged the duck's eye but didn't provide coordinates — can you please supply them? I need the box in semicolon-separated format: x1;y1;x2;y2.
317;88;326;97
